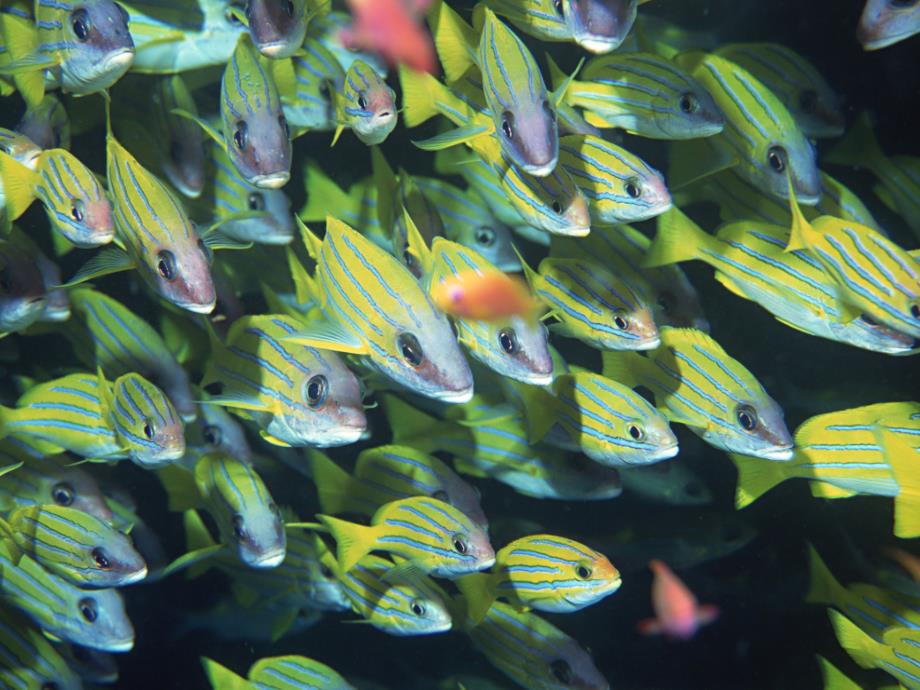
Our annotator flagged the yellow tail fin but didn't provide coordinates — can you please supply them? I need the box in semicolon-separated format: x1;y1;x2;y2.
729;454;788;509
308;450;356;515
806;544;848;610
317;514;376;573
644;207;712;268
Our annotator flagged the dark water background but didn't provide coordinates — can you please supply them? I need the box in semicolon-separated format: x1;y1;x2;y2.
3;0;920;688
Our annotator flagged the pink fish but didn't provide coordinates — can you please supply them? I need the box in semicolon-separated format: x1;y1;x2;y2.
637;560;718;640
341;0;438;74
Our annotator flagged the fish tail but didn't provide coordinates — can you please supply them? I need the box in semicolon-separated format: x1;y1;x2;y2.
644;207;711;268
729;454;787;508
382;394;439;446
456;572;497;625
300;160;352;221
827;610;883;670
545;54;566;92
825;112;884;174
200;657;249;688
316;514;375;573
308;450;356;515
784;174;813;253
894;496;920;539
600;351;646;389
429;0;477;84
156;465;202;512
805;544;848;609
398;65;442;128
0;150;38;219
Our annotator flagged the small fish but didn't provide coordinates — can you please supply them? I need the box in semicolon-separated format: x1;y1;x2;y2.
220;34;292;188
603;327;794;460
646;208;919;355
550;52;724;139
0;236;46;335
204;654;357;690
430;269;536;321
291;217;473;404
0;607;83;690
829;610;920;690
0;126;42;168
0;539;134;652
620;460;713;507
310;10;388;76
459;534;621;623
70;286;197;422
335;59;398;146
201;313;367;447
16;94;70;150
787;183;920;339
637;559;718;640
153;74;207;199
858;0;920;50
310;445;488;529
715;43;844;139
5;504;147;588
275;39;345;130
317;495;495;577
880;547;920;583
486;0;639;53
247;0;307;59
108;372;186;468
341;0;437;74
467;601;609;690
183;401;254;467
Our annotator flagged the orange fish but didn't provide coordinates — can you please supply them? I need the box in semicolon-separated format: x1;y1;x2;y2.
637;560;718;640
431;270;540;322
342;0;438;74
881;547;920;583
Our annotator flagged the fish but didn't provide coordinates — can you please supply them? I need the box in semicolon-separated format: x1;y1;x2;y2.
201;313;367;447
466;601;610;690
714;43;844;139
646;208;919;355
219;34;292;188
816;656;862;690
0;235;47;335
519;254;660;351
786;180;920;339
620;460;713;506
16;93;70;150
316;495;495;577
340;0;437;74
203;654;357;690
385;394;624;501
334;59;398;146
153;74;207;199
4;504;147;588
430;269;537;321
56;642;119;685
458;533;621;623
0;126;42;168
829;610;920;690
0;607;83;690
69;286;197;422
880;547;920;583
549;52;725;139
0;538;134;652
290;217;474;404
309;445;489;530
183;400;254;467
510;369;679;466
485;0;640;53
0;371;186;468
274;38;345;130
602;327;794;460
637;559;718;640
247;0;307;59
857;0;920;50
670;51;820;204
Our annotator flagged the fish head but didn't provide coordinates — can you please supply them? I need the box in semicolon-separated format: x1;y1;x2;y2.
111;374;186;468
0;128;42;169
58;0;135;94
190;404;253;463
382;581;453;635
232;499;287;568
569;546;622;605
757;135;821;204
564;0;638;53
502;165;591;236
494;96;560;177
17;95;71;151
342;61;398;146
0;243;46;333
155;365;196;423
68;588;135;652
455;221;521;272
163;128;207;200
469;316;553;385
222;187;295;244
436;468;489;531
141;233;217;314
608;295;661;351
837;313;920;355
38;151;115;248
858;0;920;50
45;465;115;524
82;524;148;586
651;270;710;332
541;638;609;690
561;454;624;499
791;84;845;139
653;77;725;139
713;395;794;461
247;0;307;59
305;544;351;611
616;161;672;223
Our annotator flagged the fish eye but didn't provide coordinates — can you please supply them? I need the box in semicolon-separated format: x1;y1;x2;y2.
319;80;332;98
71;8;90;41
51;482;75;506
320;563;334;578
452;534;468;554
625;177;642;199
551;200;562;214
403;249;416;271
284;0;295;15
247;192;265;211
156;250;177;281
279;114;289;138
553;0;564;16
475;227;496;247
575;563;592;580
70;198;85;223
627;423;644;440
498;327;518;354
410;599;427;617
679;93;699;114
142;419;155;439
431;489;449;502
202;424;222;446
357;94;367;110
233;121;248;151
798;89;818;114
767;146;786;173
78;597;98;623
397;332;424;367
305;374;328;408
860;313;879;326
657;291;674;314
232;514;246;541
909;302;920;319
735;404;759;432
550;659;573;684
92;547;112;570
501;111;514;140
613;312;629;330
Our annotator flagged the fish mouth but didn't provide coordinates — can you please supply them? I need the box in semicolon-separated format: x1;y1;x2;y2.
756;445;795;462
313;424;366;448
250;548;286;568
858;25;914;51
647;443;680;462
576;35;623;53
251;172;290;189
100;49;135;73
119;565;149;586
179;299;217;315
521;159;558;177
634;335;662;351
521;371;555;386
435;386;475;404
100;637;135;653
257;41;295;59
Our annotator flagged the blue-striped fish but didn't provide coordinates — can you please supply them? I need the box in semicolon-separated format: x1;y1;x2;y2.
433;4;558;176
620;460;713;506
715;43;844;139
220;34;292;188
0;539;134;652
292;217;474;403
275;38;345;130
247;0;307;59
0;235;46;336
70;286;196;421
320;548;453;636
486;0;639;53
309;444;488;529
519;255;660;351
459;533;621;623
183;400;254;468
317;495;495;577
830;611;920;689
550;52;724;139
671;51;820;204
467;601;609;690
0;607;83;690
153;74;206;199
646;209;918;355
729;405;904;509
201;313;367;447
0;371;185;468
335;59;397;146
603;327;794;460
787;183;920;339
385;394;624;502
5;504;147;588
0;125;42;168
204;654;357;690
16;93;70;150
858;0;920;50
